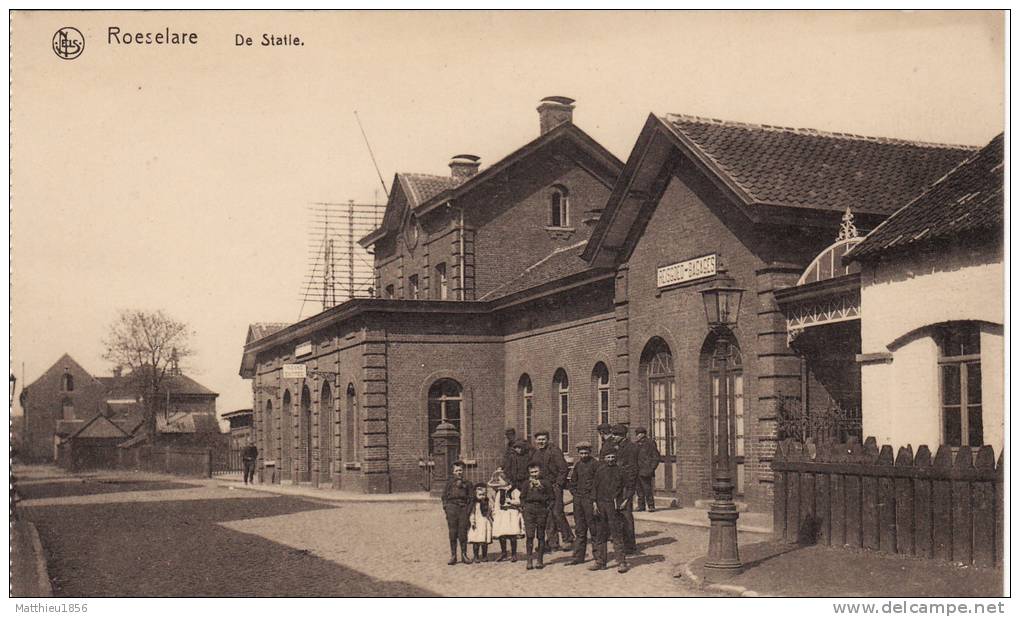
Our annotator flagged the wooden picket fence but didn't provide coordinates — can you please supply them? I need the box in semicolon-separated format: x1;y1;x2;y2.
772;437;1003;568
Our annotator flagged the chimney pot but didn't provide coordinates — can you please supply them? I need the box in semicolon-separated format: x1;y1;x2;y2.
537;96;576;135
449;154;481;180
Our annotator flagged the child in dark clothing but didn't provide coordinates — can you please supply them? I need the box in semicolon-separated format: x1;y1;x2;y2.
519;462;554;570
441;461;473;565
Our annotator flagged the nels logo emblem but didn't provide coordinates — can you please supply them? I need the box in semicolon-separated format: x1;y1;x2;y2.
53;27;84;60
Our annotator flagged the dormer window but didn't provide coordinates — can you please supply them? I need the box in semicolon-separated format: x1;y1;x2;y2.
550;186;569;228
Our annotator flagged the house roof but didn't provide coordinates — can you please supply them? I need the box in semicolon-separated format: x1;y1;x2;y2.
68;414;130;440
97;373;218;397
400;173;465;209
662;114;976;216
247;322;291;344
847;133;1004;262
221;408;253;419
478;240;595;301
157;412;222;434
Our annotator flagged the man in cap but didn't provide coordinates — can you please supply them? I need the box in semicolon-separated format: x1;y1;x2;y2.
610;423;639;554
633;427;661;512
528;431;575;552
596;423;614;459
565;441;598;565
504;439;531;493
590;450;629;573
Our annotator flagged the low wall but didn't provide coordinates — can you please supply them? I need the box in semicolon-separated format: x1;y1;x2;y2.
772;437;1003;567
117;445;213;478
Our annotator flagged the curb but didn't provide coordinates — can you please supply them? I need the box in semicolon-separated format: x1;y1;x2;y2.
218;483;438;504
681;556;768;598
24;522;53;597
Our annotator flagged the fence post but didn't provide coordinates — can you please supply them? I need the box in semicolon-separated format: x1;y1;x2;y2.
860;438;880;550
912;446;933;559
877;444;896;553
932;445;953;560
785;442;801;544
971;445;996;567
814;444;831;546
894;445;914;555
845;439;863;548
995;451;1004;567
951;447;974;564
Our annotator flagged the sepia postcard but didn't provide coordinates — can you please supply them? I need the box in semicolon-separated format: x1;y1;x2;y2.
8;9;1008;613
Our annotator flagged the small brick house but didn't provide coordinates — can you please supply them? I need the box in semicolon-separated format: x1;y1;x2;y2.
240;101;977;511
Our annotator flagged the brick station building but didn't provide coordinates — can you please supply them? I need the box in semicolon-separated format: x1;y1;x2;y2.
239;99;975;510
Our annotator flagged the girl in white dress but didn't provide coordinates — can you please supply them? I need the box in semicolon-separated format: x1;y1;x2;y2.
487;470;524;562
467;483;493;563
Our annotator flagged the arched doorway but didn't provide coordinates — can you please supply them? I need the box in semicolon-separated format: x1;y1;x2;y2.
281;390;293;481
706;333;745;497
300;385;312;483
427;379;462;456
640;338;677;492
319;382;333;485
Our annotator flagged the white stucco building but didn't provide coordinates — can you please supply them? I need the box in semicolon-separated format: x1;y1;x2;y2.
847;133;1004;454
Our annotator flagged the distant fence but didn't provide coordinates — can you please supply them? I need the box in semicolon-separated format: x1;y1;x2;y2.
772;437;1003;567
118;445;213;478
212;448;243;476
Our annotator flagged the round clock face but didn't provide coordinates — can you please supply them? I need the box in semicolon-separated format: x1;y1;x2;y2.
404;213;420;250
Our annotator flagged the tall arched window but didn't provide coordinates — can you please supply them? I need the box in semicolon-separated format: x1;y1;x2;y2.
553;369;569;452
710;337;744;496
592;362;611;430
281;390;293;472
938;322;982;446
320;382;333;478
641;338;676;490
62;373;74;392
519;374;534;438
61;397;74;421
434;262;448;300
550;186;569;228
345;383;359;462
264;399;275;459
428;379;463;455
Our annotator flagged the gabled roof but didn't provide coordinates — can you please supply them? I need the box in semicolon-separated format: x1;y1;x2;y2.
360;121;624;248
661;114;975;216
584;113;978;264
98;373;218;397
478;240;595;301
157;411;222;434
246;322;291;344
847;133;1004;262
24;353;104;393
68;414;130;440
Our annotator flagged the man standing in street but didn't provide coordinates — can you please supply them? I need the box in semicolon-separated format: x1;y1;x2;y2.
633;427;661;512
528;431;574;552
596;423;614;459
610;424;639;554
590;451;629;573
565;441;598;566
241;439;258;485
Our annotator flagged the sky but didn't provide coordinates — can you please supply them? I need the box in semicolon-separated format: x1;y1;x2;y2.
10;10;1005;415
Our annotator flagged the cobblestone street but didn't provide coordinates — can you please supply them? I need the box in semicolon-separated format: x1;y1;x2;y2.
15;466;766;597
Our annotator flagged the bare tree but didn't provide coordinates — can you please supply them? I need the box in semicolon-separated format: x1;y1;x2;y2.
102;309;194;441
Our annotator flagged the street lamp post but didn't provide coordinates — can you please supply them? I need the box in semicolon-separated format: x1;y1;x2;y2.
700;270;745;579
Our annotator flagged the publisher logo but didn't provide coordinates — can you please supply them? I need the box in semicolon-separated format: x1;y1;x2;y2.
53;27;84;60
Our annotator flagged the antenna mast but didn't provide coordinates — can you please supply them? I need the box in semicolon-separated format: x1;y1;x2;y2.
354;110;389;199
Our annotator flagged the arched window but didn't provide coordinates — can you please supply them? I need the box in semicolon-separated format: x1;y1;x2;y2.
938;322;982;446
385;284;395;299
62;373;74;392
709;337;744;496
550;186;569;228
264;399;274;459
345;383;359;462
519;374;534;438
592;362;611;430
320;382;333;477
281;390;293;470
641;338;676;491
428;379;463;455
61;397;74;421
553;369;569;452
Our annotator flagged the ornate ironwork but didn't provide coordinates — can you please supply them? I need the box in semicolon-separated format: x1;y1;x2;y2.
785;291;861;343
837;207;859;241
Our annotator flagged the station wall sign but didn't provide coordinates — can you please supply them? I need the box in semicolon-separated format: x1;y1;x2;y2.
657;253;717;288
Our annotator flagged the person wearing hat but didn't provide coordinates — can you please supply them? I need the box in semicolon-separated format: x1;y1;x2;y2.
488;469;524;562
441;460;474;565
633;427;661;512
528;431;575;552
502;427;527;470
565;441;598;566
610;423;639;554
504;439;531;493
596;423;614;459
520;462;554;569
590;450;630;573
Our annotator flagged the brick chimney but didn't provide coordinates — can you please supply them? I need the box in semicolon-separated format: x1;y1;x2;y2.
537;96;575;135
449;154;481;180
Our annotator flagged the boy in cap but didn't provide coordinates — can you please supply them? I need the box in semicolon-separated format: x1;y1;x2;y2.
565;441;598;565
590;451;629;573
441;460;473;565
633;427;661;512
596;423;614;459
504;439;531;493
528;431;575;552
520;462;554;570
